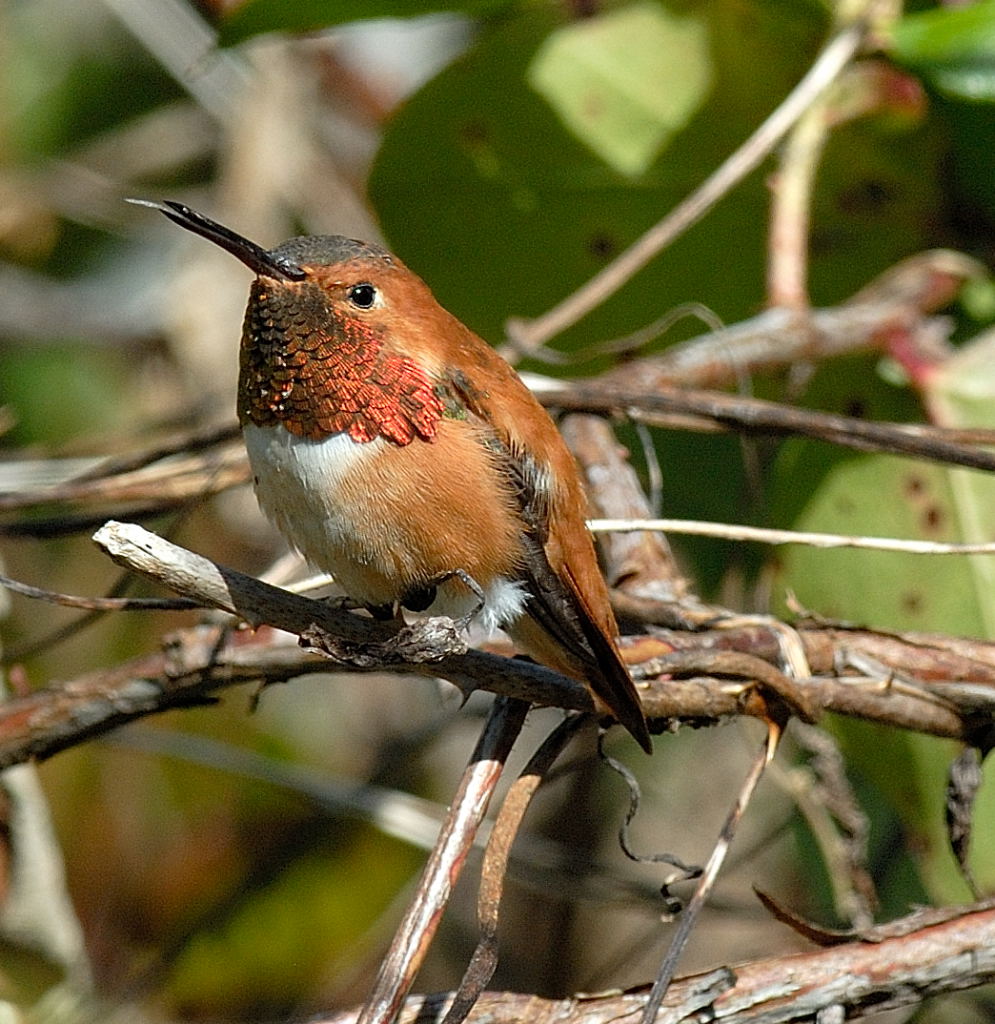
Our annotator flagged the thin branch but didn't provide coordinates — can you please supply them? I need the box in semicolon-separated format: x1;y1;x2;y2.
780;724;876;930
0;441;248;514
0;614;92;997
589;519;995;556
103;0;247;121
112;727;450;850
639;724;781;1024
112;726;670;912
590;249;980;392
766;91;828;309
86;515;823;730
69;421;240;482
442;715;587;1024
0;572;201;612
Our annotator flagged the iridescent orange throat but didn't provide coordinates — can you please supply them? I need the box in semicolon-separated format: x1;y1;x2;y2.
238;278;443;445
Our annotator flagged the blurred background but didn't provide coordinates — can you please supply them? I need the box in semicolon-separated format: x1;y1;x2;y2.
2;0;995;1020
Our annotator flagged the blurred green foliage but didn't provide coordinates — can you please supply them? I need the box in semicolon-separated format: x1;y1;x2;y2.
3;0;995;1020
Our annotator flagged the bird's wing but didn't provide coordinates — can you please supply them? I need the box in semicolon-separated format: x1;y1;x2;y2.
440;362;651;751
494;438;652;752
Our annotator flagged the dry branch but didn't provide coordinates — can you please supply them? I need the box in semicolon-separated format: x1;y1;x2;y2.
0;440;247;515
0;522;992;768
444;715;586;1024
540;383;995;474
358;698;530;1024
316;901;995;1024
600;249;979;392
638;727;780;1024
561;414;689;603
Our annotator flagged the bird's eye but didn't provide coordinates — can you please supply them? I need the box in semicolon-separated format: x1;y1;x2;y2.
347;283;378;309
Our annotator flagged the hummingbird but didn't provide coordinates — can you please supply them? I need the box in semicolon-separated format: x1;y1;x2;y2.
133;199;652;753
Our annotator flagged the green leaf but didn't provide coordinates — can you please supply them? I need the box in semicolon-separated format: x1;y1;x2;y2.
370;2;848;349
767;351;994;637
773;450;990;635
527;2;712;177
769;335;995;905
218;0;510;46
369;0;941;357
892;1;995;102
922;329;995;639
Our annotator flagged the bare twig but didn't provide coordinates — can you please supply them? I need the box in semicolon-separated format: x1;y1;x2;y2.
639;724;781;1024
69;421;239;482
946;747;985;899
357;697;530;1024
767;91;828;309
590;249;979;392
0;441;248;517
777;724;876;930
0;521;981;769
0;572;201;612
590;518;995;556
637;649;817;723
102;0;247;121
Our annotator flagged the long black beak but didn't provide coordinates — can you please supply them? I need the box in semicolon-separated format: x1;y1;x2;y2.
127;199;307;281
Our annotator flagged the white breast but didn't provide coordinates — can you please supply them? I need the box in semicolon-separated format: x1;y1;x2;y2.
243;423;376;583
241;422;528;631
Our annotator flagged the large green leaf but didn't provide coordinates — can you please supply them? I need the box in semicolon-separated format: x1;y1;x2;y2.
770;438;993;904
369;1;940;353
369;1;799;346
926;330;995;639
914;333;995;894
772;330;995;639
892;1;995;103
774;448;989;634
768;337;995;902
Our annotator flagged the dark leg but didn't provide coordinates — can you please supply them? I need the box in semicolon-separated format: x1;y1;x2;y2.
401;585;437;613
401;569;486;630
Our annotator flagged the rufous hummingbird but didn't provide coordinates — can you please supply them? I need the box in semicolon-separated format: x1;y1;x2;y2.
132;199;652;753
